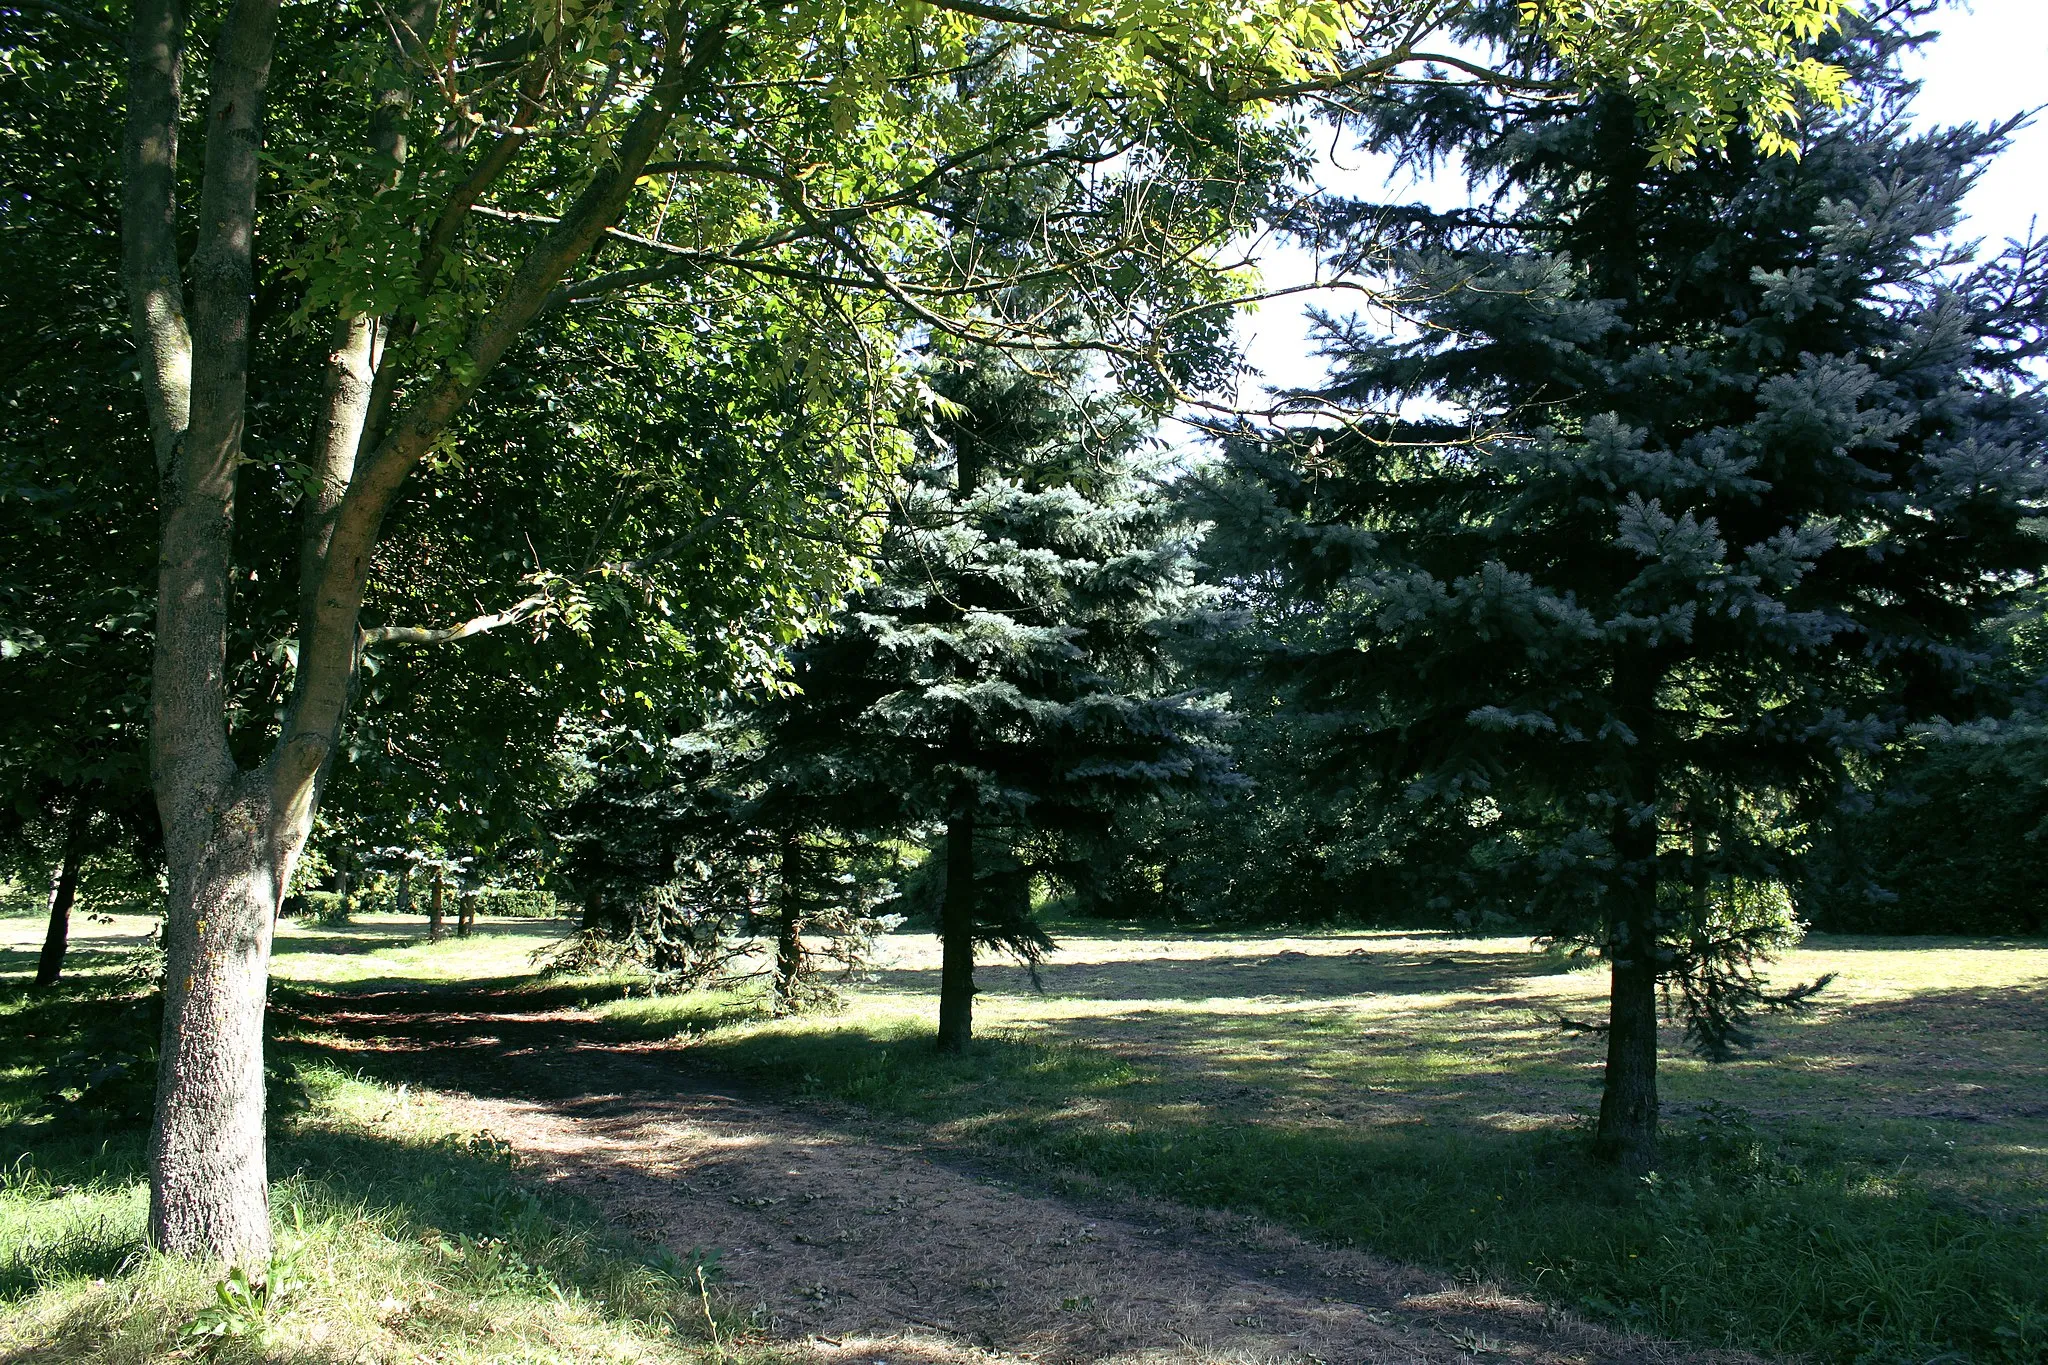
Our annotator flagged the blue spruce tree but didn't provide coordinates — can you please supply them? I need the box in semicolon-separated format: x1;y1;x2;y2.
1205;13;2048;1167
769;349;1235;1050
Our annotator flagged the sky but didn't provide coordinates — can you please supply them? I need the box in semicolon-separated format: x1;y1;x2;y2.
1222;0;2048;408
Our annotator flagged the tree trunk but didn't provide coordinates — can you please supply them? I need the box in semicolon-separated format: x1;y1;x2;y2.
1594;900;1660;1171
36;798;91;987
773;830;804;1014
1595;758;1662;1172
123;0;722;1265
937;807;977;1054
395;860;411;917
457;886;475;938
428;868;445;941
150;780;303;1264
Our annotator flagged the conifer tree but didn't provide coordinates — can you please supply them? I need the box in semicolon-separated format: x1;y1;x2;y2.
771;350;1235;1050
1207;13;2048;1168
551;725;901;1009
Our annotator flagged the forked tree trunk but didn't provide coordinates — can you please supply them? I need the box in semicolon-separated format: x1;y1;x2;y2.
772;830;804;1014
122;0;724;1265
36;798;91;987
937;807;977;1054
150;780;308;1262
428;868;445;941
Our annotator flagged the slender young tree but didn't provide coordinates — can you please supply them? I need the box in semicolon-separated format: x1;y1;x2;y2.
1208;14;2047;1169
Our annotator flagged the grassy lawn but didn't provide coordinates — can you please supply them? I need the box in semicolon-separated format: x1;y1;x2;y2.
0;915;773;1365
599;924;2048;1364
5;909;2046;1363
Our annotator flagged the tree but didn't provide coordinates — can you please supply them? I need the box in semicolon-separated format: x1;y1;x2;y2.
1206;11;2048;1170
757;349;1239;1050
12;0;1851;1259
550;720;902;1009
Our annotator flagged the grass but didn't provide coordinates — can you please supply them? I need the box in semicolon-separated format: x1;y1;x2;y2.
6;910;2046;1363
598;928;2048;1364
0;922;782;1365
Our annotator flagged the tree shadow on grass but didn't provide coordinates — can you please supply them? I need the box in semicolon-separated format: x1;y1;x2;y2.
0;944;146;984
661;1010;2047;1365
867;943;1576;1003
0;1145;147;1302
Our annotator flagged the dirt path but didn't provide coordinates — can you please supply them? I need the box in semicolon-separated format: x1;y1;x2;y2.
291;989;1756;1365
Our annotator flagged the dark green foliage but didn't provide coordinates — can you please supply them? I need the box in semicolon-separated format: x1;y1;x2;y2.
1198;18;2048;1048
1800;583;2048;933
1803;714;2048;934
1065;705;1488;927
549;728;904;1009
0;8;164;968
755;348;1240;1038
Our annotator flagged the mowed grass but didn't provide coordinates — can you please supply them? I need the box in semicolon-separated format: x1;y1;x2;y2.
0;915;777;1365
604;926;2048;1364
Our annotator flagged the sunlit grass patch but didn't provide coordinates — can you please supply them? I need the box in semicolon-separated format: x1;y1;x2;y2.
610;928;2048;1363
269;913;572;989
1;966;786;1365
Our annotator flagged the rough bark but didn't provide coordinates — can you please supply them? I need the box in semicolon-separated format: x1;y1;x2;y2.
457;887;476;938
123;3;727;1263
35;798;91;988
937;806;977;1054
132;0;286;1266
1594;805;1661;1173
773;830;804;1014
428;867;446;941
150;780;297;1263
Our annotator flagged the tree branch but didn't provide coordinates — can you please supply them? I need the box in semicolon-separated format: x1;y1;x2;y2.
361;490;758;650
13;0;121;41
360;594;549;647
921;0;1114;39
279;12;735;791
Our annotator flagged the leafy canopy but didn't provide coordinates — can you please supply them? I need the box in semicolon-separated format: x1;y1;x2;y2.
1524;0;1855;161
